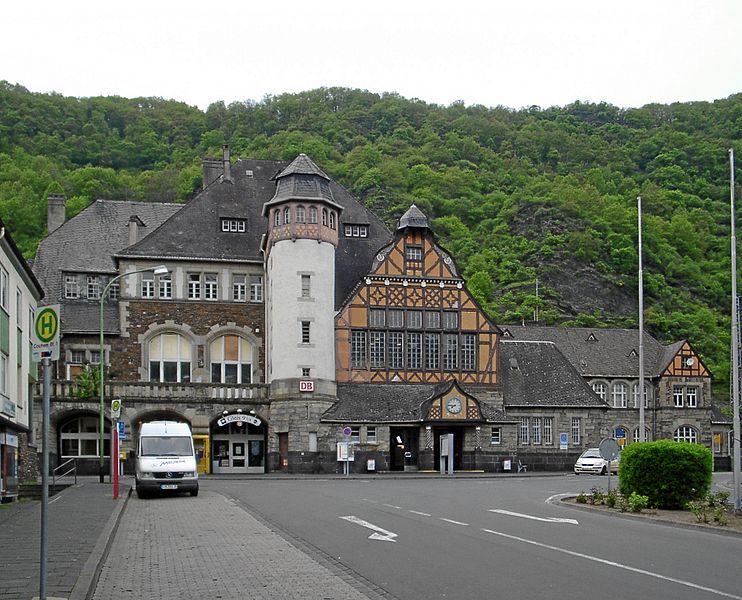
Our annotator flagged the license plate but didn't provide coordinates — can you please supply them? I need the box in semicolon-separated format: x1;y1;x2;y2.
160;484;178;490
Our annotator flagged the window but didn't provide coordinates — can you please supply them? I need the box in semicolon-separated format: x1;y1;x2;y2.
350;427;360;443
273;210;281;227
443;311;458;330
221;218;246;232
543;417;553;445
443;334;458;370
329;212;336;230
674;426;697;443
406;310;422;329
322;209;328;226
308;206;318;224
108;281;119;300
86;276;101;300
302;368;310;377
461;334;476;371
370;331;385;367
90;350;100;365
632;383;648;408
60;416;110;458
296;206;305;223
204;273;218;300
301;321;311;344
491;427;501;445
571;417;581;445
673;385;684;408
0;353;7;396
369;309;386;328
64;275;79;299
67;349;87;379
233;274;246;301
532;417;542;445
592;382;606;401
519;417;529;445
367;426;377;443
388;310;404;329
425;334;440;370
633;427;651;443
284;207;291;224
351;331;367;368
407;332;422;369
0;267;8;309
406;246;422;261
425;311;440;329
308;432;317;452
210;335;252;384
141;273;155;299
249;275;263;302
301;275;311;298
388;332;403;369
345;225;368;237
612;382;627;408
188;273;201;299
16;288;22;323
149;333;191;383
686;387;697;408
158;274;172;299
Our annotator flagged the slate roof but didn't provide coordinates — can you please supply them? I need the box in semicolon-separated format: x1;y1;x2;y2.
32;200;182;333
500;325;677;378
119;156;390;309
711;405;732;424
397;204;429;230
499;340;609;408
322;382;511;423
0;217;44;300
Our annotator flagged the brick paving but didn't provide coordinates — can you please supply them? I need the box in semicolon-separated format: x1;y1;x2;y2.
92;489;378;600
0;479;127;600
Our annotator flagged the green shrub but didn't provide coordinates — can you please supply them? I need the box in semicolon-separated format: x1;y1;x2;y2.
627;492;649;513
605;489;619;508
576;491;588;504
589;486;605;505
618;440;712;509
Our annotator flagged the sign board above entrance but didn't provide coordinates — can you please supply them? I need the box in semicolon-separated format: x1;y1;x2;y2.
217;413;261;428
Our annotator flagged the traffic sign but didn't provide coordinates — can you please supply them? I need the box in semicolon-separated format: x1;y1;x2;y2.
117;421;126;440
32;304;60;361
559;432;569;450
111;399;122;418
342;426;352;436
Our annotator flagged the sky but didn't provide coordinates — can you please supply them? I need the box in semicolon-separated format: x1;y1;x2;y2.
3;1;740;111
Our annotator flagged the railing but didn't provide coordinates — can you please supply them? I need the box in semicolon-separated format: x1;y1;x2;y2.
36;380;270;402
52;458;77;493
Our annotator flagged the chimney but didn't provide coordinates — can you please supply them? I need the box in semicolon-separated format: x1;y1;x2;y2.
222;144;232;182
47;194;66;234
128;215;146;246
202;157;223;189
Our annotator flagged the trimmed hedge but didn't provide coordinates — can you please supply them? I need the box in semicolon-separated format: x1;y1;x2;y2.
618;440;712;509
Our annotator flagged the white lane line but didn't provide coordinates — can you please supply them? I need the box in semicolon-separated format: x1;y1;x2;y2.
440;518;469;526
481;528;742;600
383;503;402;509
409;510;432;517
489;509;578;525
340;516;398;542
361;498;379;504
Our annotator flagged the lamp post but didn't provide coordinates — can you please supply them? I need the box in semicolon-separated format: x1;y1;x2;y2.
98;265;168;483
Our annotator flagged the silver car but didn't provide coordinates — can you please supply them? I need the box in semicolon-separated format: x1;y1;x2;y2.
574;448;620;475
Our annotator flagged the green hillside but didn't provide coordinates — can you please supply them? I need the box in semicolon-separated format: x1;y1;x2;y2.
1;81;740;402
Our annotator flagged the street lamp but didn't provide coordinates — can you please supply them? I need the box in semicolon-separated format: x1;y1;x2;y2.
98;265;168;482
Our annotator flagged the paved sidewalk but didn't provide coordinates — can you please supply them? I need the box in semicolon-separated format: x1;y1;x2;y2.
0;478;128;600
92;488;385;600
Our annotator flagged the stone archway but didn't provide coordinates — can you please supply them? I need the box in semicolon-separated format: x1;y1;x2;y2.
209;410;267;474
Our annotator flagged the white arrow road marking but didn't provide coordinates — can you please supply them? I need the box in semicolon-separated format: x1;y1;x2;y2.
489;509;579;525
340;516;398;542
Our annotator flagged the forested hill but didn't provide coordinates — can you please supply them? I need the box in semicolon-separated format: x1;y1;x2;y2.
1;81;741;400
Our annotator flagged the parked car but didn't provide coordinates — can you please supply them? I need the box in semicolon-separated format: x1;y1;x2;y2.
574;448;620;475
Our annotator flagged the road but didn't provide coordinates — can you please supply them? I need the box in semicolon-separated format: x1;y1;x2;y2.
206;473;742;600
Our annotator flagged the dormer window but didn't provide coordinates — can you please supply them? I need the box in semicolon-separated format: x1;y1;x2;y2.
344;224;368;237
406;246;423;262
221;218;246;233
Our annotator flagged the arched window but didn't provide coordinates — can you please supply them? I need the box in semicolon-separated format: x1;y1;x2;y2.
149;333;191;383
210;335;253;384
296;205;306;223
674;426;697;443
592;382;606;401
632;427;651;443
322;208;328;226
284;207;291;224
273;210;281;227
612;382;627;408
633;383;649;408
329;211;336;230
308;206;318;224
60;415;110;457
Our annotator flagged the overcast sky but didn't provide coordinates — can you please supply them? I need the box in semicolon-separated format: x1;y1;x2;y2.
3;1;740;111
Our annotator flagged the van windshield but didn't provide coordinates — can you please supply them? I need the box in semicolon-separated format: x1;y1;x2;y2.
140;436;193;457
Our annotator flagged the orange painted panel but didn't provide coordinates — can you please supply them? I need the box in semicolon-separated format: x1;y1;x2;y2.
349;306;368;328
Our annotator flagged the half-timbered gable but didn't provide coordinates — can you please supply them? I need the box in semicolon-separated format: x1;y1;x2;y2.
336;205;500;385
661;341;710;378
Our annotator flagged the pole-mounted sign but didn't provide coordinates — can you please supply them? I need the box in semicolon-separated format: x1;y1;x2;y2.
32;304;60;361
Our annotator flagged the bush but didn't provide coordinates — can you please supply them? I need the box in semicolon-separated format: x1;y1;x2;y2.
627;492;649;513
618;440;712;509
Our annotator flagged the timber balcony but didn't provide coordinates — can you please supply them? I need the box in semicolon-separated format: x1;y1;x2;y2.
36;380;270;403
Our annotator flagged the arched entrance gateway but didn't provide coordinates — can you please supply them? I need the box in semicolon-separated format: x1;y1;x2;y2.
210;411;266;474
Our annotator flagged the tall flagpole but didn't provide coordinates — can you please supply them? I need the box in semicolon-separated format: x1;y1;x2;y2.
638;197;645;442
730;148;741;512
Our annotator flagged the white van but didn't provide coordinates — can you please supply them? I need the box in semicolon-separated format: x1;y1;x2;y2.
135;421;199;498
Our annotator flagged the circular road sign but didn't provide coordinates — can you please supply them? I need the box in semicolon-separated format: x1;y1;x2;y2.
34;306;59;343
599;438;621;461
342;426;352;436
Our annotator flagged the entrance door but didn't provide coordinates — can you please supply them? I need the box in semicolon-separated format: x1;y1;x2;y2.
389;428;418;471
231;442;246;467
278;433;288;471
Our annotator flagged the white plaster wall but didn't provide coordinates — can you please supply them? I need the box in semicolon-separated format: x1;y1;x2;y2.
266;239;335;382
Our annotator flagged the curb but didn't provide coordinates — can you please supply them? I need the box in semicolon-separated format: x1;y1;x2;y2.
69;484;132;600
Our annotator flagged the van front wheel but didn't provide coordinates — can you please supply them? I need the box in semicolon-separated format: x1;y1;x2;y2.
190;488;199;497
